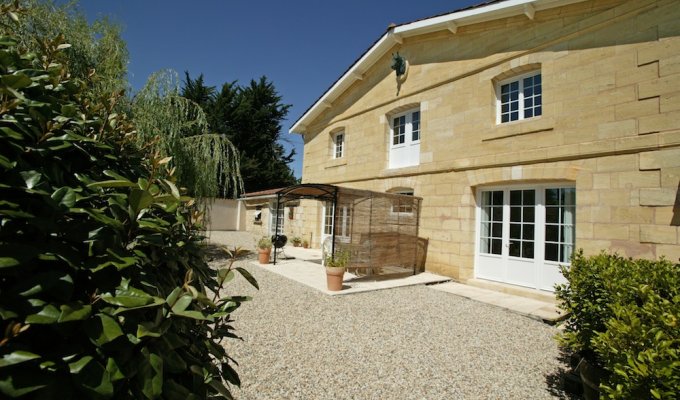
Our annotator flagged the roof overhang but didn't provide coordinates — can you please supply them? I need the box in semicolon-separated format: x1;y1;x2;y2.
289;0;587;135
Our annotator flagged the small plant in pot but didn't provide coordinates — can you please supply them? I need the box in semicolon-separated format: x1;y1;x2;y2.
324;249;350;291
302;239;309;249
291;236;302;247
257;236;272;264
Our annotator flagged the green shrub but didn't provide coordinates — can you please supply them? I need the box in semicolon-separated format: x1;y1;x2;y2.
0;30;254;399
556;251;680;399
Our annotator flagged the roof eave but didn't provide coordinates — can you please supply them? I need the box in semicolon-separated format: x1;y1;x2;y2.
289;0;586;135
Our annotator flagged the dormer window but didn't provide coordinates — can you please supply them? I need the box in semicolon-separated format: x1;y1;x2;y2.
497;71;542;124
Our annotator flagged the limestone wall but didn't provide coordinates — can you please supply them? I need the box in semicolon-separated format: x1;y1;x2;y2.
299;0;680;280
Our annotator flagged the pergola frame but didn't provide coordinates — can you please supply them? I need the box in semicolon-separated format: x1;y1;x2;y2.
272;184;423;276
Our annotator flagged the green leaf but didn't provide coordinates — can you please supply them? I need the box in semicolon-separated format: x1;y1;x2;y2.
58;303;92;322
171;294;192;313
70;356;113;398
172;310;209;320
0;126;22;140
0;373;50;397
103;170;131;181
162;179;180;199
220;361;241;387
235;267;259;290
101;286;154;308
166;287;182;307
68;355;93;374
129;188;154;216
88;314;124;345
209;379;234;399
19;170;41;189
0;351;40;368
140;348;163;399
51;186;76;208
26;304;60;324
218;269;234;287
88;179;137;188
2;73;32;89
106;358;125;382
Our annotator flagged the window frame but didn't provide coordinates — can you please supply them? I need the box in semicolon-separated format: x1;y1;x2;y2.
388;107;421;169
269;202;284;235
389;188;415;215
390;109;421;149
332;131;344;159
496;70;542;124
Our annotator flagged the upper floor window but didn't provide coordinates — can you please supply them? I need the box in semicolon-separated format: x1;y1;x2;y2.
389;108;420;169
333;131;344;159
497;72;541;124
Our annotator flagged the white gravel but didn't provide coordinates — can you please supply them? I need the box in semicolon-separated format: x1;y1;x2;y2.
207;231;574;400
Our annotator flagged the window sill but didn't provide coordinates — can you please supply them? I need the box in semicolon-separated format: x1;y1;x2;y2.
325;158;347;169
483;117;554;142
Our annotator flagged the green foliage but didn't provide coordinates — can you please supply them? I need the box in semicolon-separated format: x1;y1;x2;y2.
182;73;296;196
0;24;255;399
324;249;350;269
1;0;128;99
131;70;243;199
556;251;680;399
257;236;271;250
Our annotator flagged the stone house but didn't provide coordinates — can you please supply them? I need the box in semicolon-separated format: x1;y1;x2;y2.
252;0;680;296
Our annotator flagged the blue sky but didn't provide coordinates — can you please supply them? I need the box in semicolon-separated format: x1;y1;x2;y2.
77;1;481;178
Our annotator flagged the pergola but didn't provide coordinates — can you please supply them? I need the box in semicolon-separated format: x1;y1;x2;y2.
272;184;425;277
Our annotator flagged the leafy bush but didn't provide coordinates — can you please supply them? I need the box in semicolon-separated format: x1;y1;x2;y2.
556;251;680;399
257;236;271;250
0;29;254;399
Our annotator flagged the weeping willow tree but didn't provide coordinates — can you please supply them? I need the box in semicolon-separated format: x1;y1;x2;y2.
132;70;243;198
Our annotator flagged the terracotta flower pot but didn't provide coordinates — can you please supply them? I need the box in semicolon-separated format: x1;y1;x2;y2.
325;266;345;291
258;248;271;264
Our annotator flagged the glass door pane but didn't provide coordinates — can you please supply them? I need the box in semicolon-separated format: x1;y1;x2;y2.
480;190;503;255
544;188;576;262
508;189;535;259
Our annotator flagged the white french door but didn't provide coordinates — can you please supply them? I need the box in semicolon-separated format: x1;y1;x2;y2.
475;185;574;291
321;202;352;246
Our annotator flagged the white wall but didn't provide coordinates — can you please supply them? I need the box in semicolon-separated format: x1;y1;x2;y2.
205;198;246;231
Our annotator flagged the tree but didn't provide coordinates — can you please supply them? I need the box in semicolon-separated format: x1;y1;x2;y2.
0;14;254;398
2;0;128;99
182;73;296;196
131;70;243;198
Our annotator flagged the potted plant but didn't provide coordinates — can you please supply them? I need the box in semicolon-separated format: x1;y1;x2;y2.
302;239;309;249
257;236;272;264
324;249;349;291
291;236;302;247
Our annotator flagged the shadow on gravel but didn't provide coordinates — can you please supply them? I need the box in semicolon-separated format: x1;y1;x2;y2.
545;349;583;400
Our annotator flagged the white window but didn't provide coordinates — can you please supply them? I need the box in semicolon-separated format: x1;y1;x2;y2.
389;188;414;214
333;131;344;159
497;72;542;124
269;202;284;235
389;108;420;169
323;201;351;241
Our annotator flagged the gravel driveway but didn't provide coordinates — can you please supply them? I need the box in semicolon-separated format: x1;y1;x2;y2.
208;232;574;399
